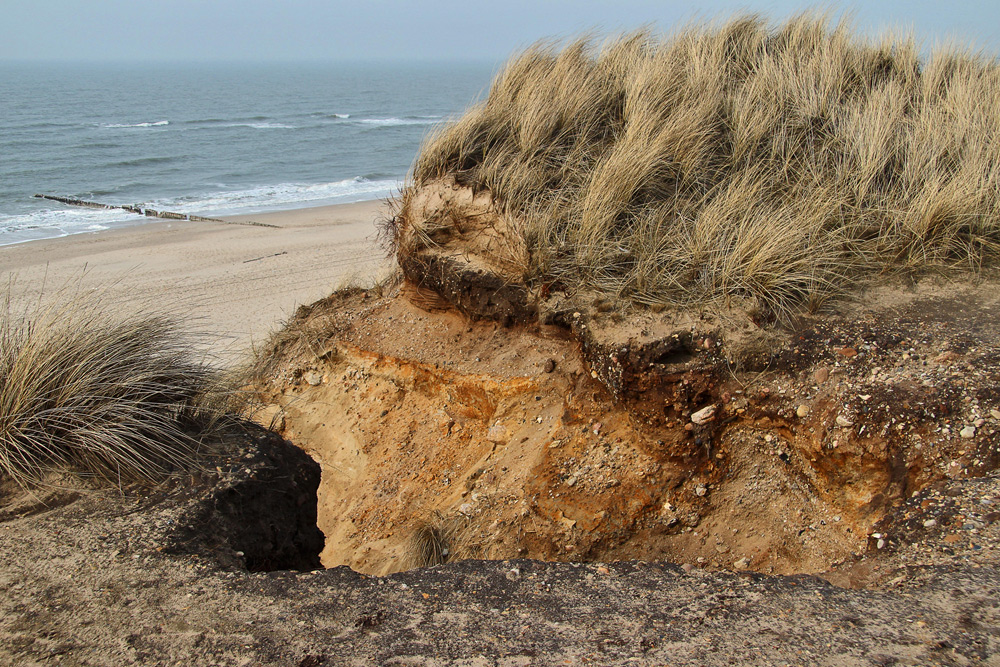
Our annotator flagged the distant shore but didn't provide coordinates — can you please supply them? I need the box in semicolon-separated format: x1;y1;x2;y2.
0;199;388;359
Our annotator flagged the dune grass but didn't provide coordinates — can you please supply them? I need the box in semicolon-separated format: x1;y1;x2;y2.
404;12;1000;319
404;511;481;570
0;296;226;488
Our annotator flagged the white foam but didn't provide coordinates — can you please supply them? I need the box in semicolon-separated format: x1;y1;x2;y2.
356;116;442;127
0;207;144;246
149;177;398;216
226;122;297;130
0;177;399;245
100;120;170;128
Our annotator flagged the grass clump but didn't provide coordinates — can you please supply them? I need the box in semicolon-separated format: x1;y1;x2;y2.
403;12;1000;319
404;511;485;570
0;297;225;487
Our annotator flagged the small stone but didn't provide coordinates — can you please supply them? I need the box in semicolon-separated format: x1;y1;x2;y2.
796;404;810;418
935;351;960;364
733;557;751;570
833;515;842;522
691;405;717;425
543;359;556;373
573;312;581;319
960;425;976;439
814;367;830;384
487;423;507;443
592;422;602;434
566;476;577;487
991;409;1000;420
695;484;708;497
836;347;857;358
975;418;985;428
923;519;937;528
596;565;610;575
877;538;885;549
681;563;694;573
836;415;854;428
459;503;474;515
304;371;322;386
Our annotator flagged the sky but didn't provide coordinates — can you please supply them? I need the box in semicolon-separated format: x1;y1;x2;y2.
1;0;998;64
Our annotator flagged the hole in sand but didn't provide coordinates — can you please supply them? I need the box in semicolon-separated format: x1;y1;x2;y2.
652;348;695;366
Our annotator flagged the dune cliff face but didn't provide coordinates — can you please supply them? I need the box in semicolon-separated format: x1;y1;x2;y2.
245;181;1000;584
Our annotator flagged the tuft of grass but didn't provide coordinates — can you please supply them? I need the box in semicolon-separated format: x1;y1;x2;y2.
407;522;451;569
404;511;482;570
398;12;1000;320
0;296;226;487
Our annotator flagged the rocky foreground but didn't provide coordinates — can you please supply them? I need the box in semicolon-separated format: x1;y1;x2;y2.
2;273;1000;665
0;425;998;666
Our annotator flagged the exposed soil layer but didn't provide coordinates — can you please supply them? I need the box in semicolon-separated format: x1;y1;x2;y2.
251;275;1000;582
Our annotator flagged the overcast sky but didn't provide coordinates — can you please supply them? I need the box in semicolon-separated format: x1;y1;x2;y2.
2;1;998;64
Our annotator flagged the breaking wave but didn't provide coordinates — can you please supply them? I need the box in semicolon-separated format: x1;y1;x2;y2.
100;120;170;128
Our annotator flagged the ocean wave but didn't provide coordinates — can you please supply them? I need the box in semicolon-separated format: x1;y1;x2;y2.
182;118;229;125
71;141;121;150
100;120;170;128
227;122;297;130
0;176;395;246
356;116;442;127
146;177;398;215
109;156;179;168
0;207;144;246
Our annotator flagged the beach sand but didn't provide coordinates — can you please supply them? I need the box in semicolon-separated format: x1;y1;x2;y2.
1;200;388;360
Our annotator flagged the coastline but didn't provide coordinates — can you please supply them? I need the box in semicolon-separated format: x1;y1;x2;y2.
0;199;389;359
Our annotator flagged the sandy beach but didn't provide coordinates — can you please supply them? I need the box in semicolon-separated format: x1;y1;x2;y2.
0;200;388;360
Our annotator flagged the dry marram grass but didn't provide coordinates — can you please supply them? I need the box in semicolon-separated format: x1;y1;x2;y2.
400;13;1000;319
0;296;225;487
404;511;487;569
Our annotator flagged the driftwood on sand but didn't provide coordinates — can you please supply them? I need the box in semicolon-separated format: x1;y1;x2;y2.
33;194;279;229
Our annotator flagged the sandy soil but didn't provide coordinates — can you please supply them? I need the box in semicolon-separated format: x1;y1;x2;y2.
2;284;999;665
1;200;388;359
248;277;1000;583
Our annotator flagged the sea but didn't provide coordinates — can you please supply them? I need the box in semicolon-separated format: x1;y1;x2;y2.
0;61;495;246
